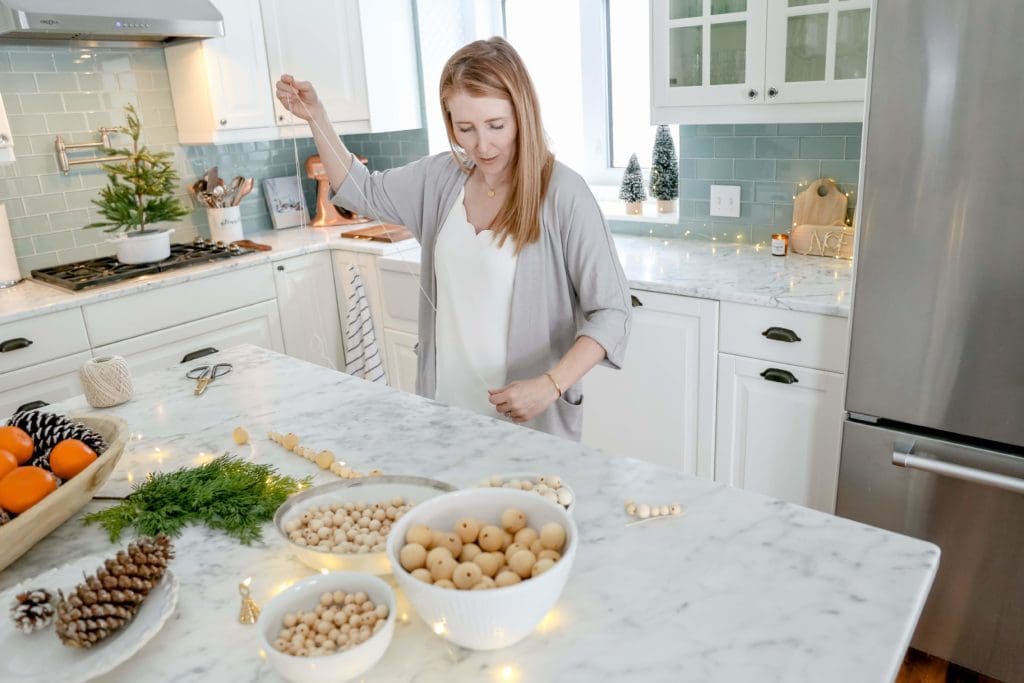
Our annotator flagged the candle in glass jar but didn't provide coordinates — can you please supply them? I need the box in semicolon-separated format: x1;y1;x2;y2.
771;233;789;256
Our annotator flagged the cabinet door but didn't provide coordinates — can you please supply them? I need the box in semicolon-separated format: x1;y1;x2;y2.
715;353;844;512
0;90;14;164
582;291;718;478
383;329;418;394
652;0;767;107
764;0;870;103
205;0;277;130
0;352;91;417
260;0;370;125
93;301;284;378
274;252;344;370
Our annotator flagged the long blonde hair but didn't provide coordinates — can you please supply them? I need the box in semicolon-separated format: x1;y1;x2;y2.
439;37;554;253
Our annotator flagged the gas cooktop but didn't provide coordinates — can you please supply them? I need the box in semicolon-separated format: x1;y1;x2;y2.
31;238;255;292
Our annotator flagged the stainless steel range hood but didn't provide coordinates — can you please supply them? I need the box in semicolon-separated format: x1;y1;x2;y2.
0;0;223;45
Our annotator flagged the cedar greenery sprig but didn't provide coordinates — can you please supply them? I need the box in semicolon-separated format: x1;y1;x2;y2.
85;103;190;233
83;455;311;544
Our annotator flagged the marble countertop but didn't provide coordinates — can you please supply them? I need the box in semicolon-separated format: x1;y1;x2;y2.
0;230;851;326
0;344;937;682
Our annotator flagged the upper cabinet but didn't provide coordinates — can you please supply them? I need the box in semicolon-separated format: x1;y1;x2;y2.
166;0;422;145
651;0;871;124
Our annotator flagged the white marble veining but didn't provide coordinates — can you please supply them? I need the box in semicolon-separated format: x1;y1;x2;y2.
0;231;851;326
1;344;937;682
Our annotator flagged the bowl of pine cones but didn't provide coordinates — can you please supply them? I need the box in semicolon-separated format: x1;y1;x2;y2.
0;412;129;572
0;534;178;683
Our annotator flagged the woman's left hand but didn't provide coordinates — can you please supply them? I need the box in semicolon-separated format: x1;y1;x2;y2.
488;376;560;423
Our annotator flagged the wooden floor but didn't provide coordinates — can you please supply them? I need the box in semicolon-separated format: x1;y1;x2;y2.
897;649;1003;683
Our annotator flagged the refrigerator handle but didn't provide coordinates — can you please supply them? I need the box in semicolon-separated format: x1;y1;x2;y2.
892;448;1024;495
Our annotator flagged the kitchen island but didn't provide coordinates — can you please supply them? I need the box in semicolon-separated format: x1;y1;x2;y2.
0;345;937;682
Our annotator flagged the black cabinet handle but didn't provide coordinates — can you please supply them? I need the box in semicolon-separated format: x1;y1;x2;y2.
277;265;285;271
181;347;219;363
16;400;48;413
761;326;801;343
760;368;799;384
0;337;32;353
630;294;643;308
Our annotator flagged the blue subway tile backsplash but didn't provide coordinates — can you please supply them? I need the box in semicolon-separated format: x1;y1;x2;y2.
0;45;427;276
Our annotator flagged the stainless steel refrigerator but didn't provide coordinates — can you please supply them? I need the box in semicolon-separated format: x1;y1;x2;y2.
837;2;1024;681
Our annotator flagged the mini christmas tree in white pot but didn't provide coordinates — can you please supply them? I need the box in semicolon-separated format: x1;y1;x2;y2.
649;125;678;213
619;153;645;215
85;104;189;264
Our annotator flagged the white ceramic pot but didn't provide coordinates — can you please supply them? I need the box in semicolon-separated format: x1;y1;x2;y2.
113;229;173;264
207;206;243;244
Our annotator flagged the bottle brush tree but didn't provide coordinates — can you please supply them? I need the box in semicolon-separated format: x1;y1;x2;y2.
649;124;679;202
86;104;189;233
619;153;646;203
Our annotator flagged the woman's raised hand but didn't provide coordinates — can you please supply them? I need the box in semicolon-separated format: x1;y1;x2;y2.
275;74;320;121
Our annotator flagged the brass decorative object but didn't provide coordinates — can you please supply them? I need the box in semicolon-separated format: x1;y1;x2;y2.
238;578;260;625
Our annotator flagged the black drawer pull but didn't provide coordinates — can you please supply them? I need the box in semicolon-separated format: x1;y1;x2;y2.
630;294;643;308
16;400;48;413
761;326;801;343
760;368;798;384
0;337;33;353
181;347;219;363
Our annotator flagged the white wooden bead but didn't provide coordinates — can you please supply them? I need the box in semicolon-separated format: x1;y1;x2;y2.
670;503;682;516
659;505;670;517
636;504;650;519
556;488;573;507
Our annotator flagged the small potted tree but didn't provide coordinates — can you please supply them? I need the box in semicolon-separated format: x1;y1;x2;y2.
649;124;678;213
86;104;189;264
619;153;645;215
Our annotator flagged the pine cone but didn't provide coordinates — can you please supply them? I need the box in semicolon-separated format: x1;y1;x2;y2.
10;588;56;633
55;534;174;648
7;411;107;470
0;508;10;526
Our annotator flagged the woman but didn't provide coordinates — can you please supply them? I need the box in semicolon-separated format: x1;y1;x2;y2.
275;37;631;441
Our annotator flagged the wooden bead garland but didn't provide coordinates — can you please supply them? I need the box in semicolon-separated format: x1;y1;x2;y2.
397;508;566;590
271;590;389;657
478;474;574;509
267;431;382;479
623;499;683;525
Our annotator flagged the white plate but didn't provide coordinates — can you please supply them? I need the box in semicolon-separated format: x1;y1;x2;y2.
0;553;179;683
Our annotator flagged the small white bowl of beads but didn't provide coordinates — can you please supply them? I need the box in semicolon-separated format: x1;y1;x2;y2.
476;473;575;513
274;475;456;575
257;571;395;683
386;487;576;651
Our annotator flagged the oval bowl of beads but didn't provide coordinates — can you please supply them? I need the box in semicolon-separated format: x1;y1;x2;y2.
274;476;456;576
257;571;396;683
386;487;577;651
475;473;575;513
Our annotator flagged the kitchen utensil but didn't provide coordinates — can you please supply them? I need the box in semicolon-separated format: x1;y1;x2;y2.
233;177;254;206
0;557;178;683
207;165;221;191
0;414;128;572
257;572;395;683
232;239;271;251
386;487;577;650
340;224;411;242
305;154;350;227
185;362;232;395
274;475;456;575
792;178;848;228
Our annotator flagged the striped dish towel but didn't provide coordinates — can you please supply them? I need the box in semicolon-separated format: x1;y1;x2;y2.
342;264;387;384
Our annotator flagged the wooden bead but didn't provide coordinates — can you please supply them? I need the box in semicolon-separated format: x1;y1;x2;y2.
411;568;433;584
531;557;555;578
458;543;482;563
494;570;522;588
399;543;427;571
471;576;496;590
472;551;503;578
500;508;527;534
540;522;566;551
405;525;434;548
626;502;637;516
508;549;537;579
282;433;300;451
433;531;463;557
434;579;456;590
670;503;682;516
315;450;334;469
477;525;504;552
514;527;538;547
503;542;528;562
454;518;480;544
636;503;651;519
452;562;483;589
529;539;544;555
537;549;561;562
232;426;249;445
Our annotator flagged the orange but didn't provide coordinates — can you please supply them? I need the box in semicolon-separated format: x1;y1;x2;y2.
0;449;16;480
0;426;34;465
49;439;98;480
0;466;58;514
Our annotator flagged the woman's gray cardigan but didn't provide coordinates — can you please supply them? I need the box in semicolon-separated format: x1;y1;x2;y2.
332;152;631;440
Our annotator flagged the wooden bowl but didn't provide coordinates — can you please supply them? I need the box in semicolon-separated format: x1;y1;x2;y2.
0;414;129;571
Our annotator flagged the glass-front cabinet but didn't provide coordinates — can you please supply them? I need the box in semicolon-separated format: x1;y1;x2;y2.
652;0;766;106
651;0;871;122
763;0;871;103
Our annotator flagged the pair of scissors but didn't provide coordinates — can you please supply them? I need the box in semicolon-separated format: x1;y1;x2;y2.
185;363;232;396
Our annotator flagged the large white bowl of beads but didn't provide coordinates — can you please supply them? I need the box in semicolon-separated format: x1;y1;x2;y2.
476;472;575;513
386;487;577;651
274;476;456;575
257;571;396;683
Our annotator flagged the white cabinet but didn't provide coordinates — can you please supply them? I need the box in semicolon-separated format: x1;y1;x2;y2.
0;352;91;417
0;90;14;164
377;249;422;392
165;0;277;144
383;328;418;394
94;301;284;377
273;252;344;370
651;0;871;123
715;353;844;512
582;290;718;478
166;0;421;144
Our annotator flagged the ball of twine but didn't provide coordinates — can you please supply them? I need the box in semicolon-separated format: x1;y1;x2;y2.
80;356;134;408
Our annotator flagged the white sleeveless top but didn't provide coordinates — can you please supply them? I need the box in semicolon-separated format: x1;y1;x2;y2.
434;186;518;417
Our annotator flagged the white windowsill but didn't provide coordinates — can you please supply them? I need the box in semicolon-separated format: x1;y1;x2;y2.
591;185;679;225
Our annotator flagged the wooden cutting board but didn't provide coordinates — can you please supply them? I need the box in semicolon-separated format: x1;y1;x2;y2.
792;178;848;227
340;224;414;243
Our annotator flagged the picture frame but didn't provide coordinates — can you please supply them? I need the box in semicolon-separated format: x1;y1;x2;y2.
262;176;308;229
